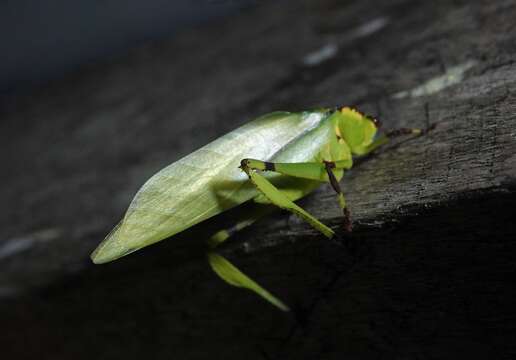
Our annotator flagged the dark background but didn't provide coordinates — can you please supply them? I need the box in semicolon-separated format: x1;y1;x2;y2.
1;1;516;359
0;0;256;94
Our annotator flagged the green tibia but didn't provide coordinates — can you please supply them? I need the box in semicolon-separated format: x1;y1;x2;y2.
241;163;335;239
207;252;290;312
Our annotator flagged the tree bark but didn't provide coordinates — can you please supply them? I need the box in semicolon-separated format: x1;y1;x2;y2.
1;0;516;359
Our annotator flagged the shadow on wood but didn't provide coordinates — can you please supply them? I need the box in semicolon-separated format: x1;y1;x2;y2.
1;0;516;359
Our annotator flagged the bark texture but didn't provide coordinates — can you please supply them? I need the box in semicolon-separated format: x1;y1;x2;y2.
1;0;516;359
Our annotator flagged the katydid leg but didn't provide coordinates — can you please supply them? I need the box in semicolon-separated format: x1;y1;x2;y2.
240;161;335;238
362;125;434;154
324;161;352;232
241;158;352;181
207;252;290;311
205;203;289;311
207;204;274;248
241;158;354;233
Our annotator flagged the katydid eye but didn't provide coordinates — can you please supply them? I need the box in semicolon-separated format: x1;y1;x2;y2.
365;114;381;128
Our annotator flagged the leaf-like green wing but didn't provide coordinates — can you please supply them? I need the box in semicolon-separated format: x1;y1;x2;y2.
91;111;327;263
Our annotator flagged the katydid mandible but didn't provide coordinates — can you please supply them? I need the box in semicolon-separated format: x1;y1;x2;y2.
91;107;427;311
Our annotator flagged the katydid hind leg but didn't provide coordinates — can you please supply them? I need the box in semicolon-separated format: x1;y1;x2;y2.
207;252;290;311
207;204;274;248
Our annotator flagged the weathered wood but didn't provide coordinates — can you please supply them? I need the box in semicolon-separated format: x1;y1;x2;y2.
1;0;516;359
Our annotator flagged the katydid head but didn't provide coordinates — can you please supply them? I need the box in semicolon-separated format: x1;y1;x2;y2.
336;107;379;155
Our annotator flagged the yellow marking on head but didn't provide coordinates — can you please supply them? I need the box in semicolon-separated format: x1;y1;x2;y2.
340;106;365;121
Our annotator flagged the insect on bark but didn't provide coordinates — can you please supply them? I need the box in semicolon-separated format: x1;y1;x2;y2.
91;107;430;311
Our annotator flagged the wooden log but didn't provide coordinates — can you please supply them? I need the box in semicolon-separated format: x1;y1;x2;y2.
1;0;515;358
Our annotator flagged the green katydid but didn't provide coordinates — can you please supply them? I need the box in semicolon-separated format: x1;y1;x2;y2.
91;107;427;311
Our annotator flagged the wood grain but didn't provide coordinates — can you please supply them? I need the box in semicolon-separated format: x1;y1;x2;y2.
1;0;515;358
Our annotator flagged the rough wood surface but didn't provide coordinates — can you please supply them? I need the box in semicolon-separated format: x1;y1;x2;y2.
1;0;516;359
